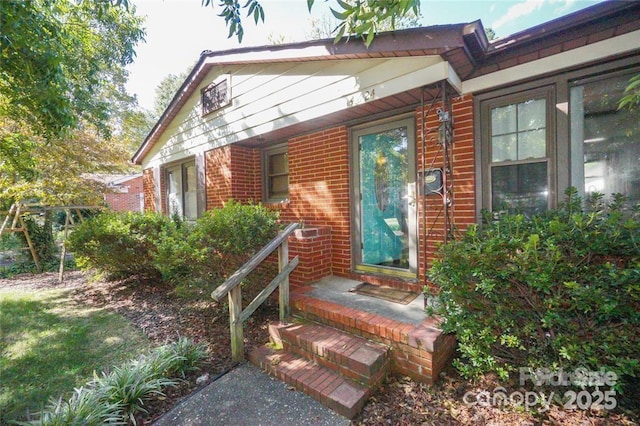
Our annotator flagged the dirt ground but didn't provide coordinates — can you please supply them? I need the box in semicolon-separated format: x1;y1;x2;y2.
2;271;638;425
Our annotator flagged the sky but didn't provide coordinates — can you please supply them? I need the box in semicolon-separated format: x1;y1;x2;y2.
125;0;606;111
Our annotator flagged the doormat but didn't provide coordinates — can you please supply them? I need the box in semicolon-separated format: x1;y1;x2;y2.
349;282;417;305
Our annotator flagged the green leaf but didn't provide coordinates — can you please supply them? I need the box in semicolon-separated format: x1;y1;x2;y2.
333;23;347;44
353;21;372;35
306;0;314;12
330;7;349;20
335;0;352;11
365;30;375;47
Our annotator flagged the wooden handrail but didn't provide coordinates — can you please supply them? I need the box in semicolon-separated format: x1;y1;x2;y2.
211;222;299;301
211;222;300;362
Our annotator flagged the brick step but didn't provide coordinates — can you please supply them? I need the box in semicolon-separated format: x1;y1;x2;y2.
249;345;369;419
290;289;457;384
268;321;390;387
291;290;445;351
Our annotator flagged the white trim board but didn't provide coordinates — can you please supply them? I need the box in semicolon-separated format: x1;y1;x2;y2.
462;30;640;94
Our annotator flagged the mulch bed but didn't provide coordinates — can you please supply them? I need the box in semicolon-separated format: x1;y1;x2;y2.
2;271;638;425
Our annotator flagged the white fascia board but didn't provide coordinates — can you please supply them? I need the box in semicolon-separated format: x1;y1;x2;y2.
462;29;640;94
203;45;340;65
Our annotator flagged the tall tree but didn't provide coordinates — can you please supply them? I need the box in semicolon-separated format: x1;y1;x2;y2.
0;0;145;138
0;0;146;206
151;71;190;122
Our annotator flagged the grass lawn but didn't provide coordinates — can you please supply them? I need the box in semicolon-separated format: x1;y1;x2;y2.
0;285;151;423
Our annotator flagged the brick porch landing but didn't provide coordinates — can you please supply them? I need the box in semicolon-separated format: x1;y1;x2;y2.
250;276;456;419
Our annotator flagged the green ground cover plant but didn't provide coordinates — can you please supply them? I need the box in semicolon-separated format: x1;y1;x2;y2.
24;337;208;425
0;286;151;423
429;189;640;394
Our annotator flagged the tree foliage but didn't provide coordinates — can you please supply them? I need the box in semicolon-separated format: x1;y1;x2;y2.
150;71;191;122
0;0;146;207
619;73;640;111
307;7;421;40
1;127;131;206
0;0;145;138
205;0;420;46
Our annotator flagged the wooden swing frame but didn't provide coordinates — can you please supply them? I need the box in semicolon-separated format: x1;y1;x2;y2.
0;203;102;282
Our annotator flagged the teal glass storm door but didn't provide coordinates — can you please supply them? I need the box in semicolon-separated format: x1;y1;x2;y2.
353;119;417;277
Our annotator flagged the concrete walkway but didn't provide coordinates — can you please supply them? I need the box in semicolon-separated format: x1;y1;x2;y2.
153;363;350;426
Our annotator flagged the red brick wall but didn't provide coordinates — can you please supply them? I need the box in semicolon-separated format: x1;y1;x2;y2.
205;146;233;209
171;98;476;290
280;127;352;278
205;145;260;209
288;227;332;287
142;169;156;212
417;95;475;290
105;176;143;212
230;145;261;203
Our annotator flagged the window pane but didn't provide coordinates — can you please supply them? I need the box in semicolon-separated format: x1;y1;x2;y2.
167;170;178;193
269;153;288;175
184;192;197;220
491;104;516;135
491;97;546;163
184;164;196;192
492;162;548;216
518;99;545;131
358;126;409;269
265;148;289;200
519;129;546;159
571;73;640;203
491;134;517;162
270;175;288;198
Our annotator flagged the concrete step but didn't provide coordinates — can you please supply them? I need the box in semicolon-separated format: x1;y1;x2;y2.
249;345;369;419
268;321;390;387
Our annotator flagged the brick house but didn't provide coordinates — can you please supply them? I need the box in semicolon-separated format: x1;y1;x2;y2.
100;174;144;212
133;2;640;417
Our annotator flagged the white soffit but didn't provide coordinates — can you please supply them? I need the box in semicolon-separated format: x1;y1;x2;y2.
462;29;640;94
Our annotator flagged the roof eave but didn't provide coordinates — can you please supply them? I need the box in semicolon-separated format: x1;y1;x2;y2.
131;24;476;166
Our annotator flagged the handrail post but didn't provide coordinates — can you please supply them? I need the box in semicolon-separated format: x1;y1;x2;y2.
278;237;290;321
211;223;299;362
229;285;244;362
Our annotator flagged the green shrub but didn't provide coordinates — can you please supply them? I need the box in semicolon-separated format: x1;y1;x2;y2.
429;188;640;389
191;200;280;256
68;211;179;281
154;200;280;297
67;201;280;295
144;337;208;379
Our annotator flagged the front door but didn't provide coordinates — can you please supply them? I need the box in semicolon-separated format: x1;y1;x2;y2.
352;118;417;278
